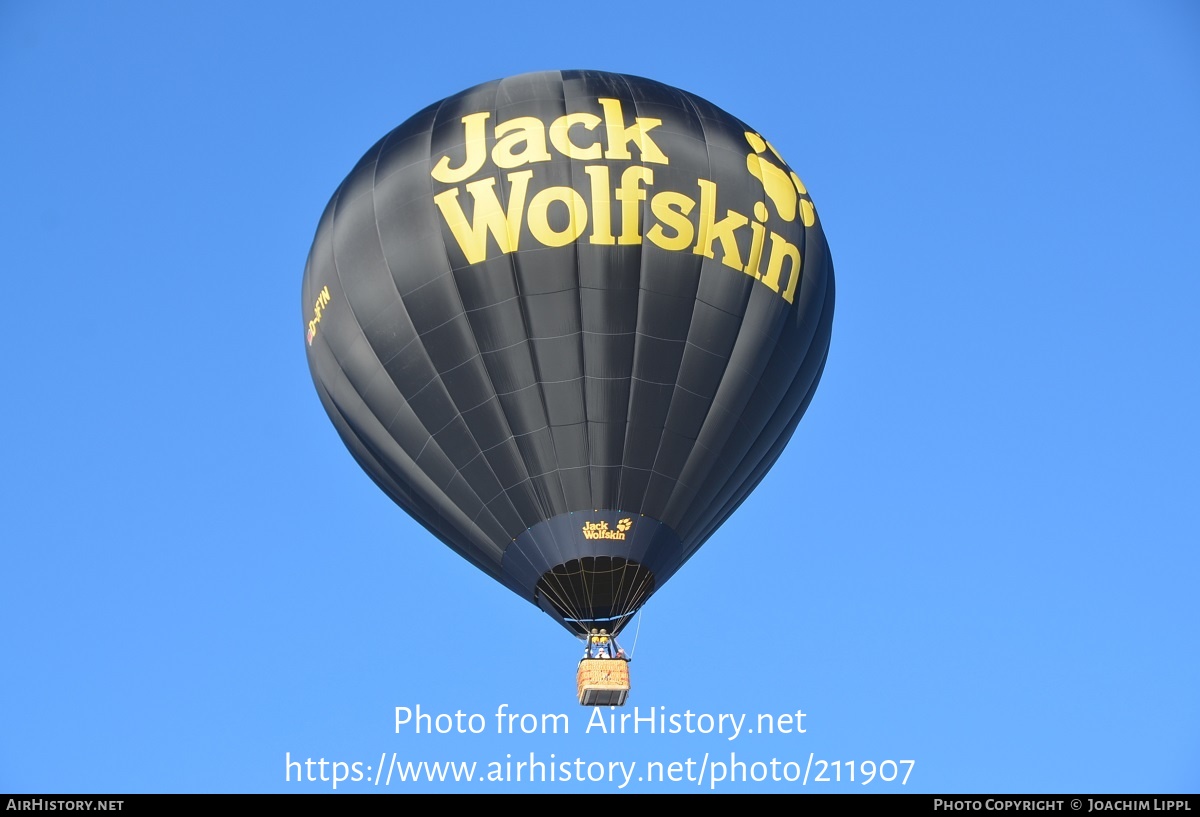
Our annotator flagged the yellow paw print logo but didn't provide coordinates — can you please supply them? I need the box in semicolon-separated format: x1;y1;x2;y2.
616;518;633;533
745;132;816;227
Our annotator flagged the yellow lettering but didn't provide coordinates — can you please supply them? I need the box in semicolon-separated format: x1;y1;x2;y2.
432;170;534;264
762;231;802;304
430;112;490;184
425;111;807;309
693;179;747;271
549;113;603;160
647;191;695;251
598;98;668;164
527;185;589;247
491;116;552;170
584;165;615;245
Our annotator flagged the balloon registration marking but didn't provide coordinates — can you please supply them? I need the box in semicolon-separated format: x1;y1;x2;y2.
306;285;331;346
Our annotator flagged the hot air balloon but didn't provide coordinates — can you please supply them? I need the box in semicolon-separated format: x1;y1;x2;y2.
302;70;833;703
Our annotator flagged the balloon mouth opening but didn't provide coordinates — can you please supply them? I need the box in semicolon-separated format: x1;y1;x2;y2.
535;557;655;637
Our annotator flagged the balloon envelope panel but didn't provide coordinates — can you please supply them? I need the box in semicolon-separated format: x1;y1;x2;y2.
302;70;833;635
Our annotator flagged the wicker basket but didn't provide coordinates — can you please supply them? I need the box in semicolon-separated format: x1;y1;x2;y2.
577;659;631;706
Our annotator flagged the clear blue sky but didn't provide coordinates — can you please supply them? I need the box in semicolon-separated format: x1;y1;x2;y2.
2;1;1197;794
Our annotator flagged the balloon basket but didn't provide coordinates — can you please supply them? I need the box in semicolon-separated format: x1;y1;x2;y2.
576;659;631;706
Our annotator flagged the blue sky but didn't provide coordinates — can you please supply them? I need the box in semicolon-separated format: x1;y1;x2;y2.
1;1;1197;794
